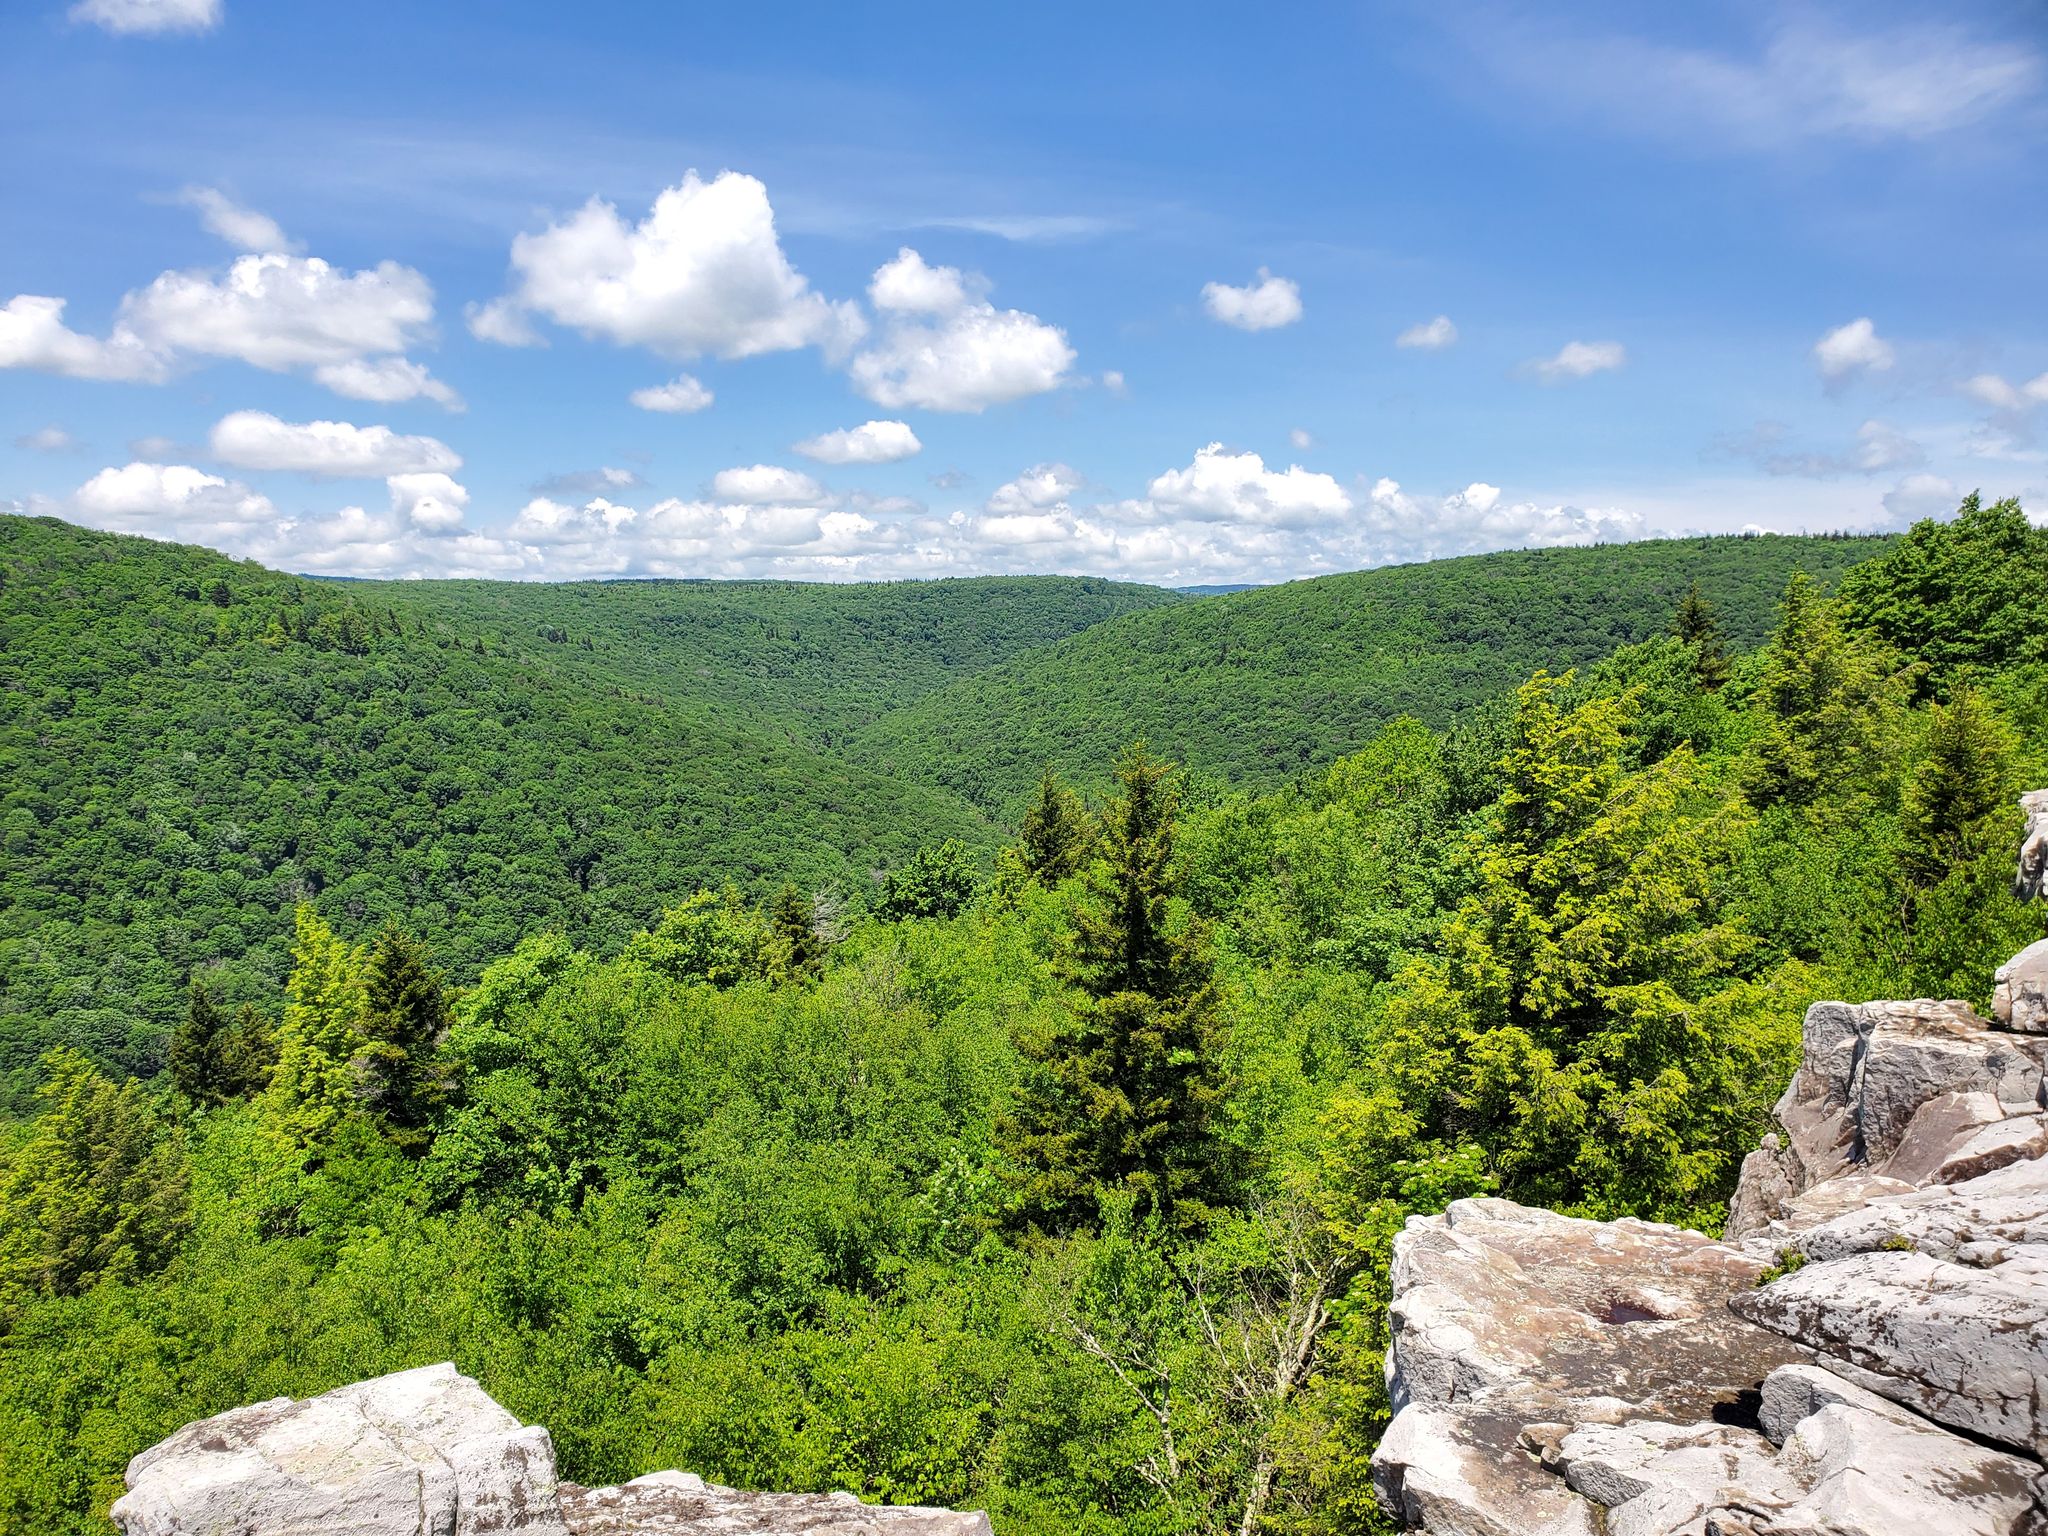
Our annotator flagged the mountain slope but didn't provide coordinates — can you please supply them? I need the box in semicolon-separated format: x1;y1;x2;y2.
341;572;1182;744
0;518;1004;1096
843;534;1893;811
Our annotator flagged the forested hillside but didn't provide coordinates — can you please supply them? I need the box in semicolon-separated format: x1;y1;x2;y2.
0;498;2043;1535
342;572;1181;745
1;496;2041;1536
846;535;1890;811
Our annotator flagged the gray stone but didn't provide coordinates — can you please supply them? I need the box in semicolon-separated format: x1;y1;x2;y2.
2018;789;2048;903
111;1363;571;1536
1995;938;2048;1036
560;1479;994;1535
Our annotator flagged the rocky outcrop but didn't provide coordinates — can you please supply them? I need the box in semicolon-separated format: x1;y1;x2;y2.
2018;789;2048;903
1373;795;2048;1536
112;1368;989;1536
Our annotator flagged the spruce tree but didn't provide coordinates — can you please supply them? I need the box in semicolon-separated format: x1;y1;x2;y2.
1900;686;2012;892
1670;580;1730;691
257;905;368;1153
770;883;823;978
358;926;453;1155
168;978;231;1106
218;1004;277;1099
1018;766;1091;884
1003;743;1226;1232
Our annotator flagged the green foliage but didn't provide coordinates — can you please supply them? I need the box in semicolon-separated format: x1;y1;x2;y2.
848;536;1890;813
1670;580;1730;691
879;841;982;923
9;500;2048;1536
0;1050;187;1314
1004;746;1228;1233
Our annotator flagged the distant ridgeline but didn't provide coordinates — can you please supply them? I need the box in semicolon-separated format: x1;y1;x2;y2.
0;513;1882;1103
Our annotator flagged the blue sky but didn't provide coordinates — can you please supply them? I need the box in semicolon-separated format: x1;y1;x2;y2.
3;0;2044;582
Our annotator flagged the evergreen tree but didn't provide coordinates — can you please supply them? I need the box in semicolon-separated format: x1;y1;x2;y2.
1900;686;2013;892
168;977;232;1105
218;1003;278;1099
1018;766;1091;884
1744;574;1902;812
1003;743;1226;1232
257;905;369;1152
0;1050;189;1308
358;926;453;1155
1669;580;1730;691
770;883;823;979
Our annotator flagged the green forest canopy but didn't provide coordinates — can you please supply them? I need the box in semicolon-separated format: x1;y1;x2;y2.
1;500;2044;1534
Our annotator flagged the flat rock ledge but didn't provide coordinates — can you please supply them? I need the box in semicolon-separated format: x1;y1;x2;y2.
110;1365;990;1536
1372;807;2048;1536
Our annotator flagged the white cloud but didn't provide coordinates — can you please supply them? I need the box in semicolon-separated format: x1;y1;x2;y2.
1289;428;1314;450
1201;268;1303;331
1813;318;1894;382
1396;315;1458;350
176;188;292;253
476;170;864;360
1145;443;1350;526
1882;473;1960;524
387;472;469;532
986;463;1085;515
850;250;1074;413
15;426;78;453
1529;339;1627;381
465;298;544;348
70;0;220;35
72;462;275;539
1101;369;1127;396
207;410;462;478
794;419;922;465
2;240;454;406
869;248;978;314
1961;371;2048;412
313;356;463;409
1452;16;2041;151
0;295;166;382
629;374;714;413
708;464;826;504
1713;418;1924;477
119;253;435;371
1361;476;1645;555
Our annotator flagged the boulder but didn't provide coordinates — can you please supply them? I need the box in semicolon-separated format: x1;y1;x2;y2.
560;1475;994;1535
2018;789;2048;903
112;1367;991;1536
110;1363;570;1536
1995;939;2048;1036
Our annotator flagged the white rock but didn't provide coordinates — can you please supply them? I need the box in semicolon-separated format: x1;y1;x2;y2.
1995;938;2048;1035
2017;789;2048;903
110;1363;570;1536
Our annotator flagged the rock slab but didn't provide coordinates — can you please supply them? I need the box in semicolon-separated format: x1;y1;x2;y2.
112;1367;990;1536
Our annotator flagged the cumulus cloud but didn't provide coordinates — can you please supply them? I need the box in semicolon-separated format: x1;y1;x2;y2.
1814;318;1894;383
475;170;864;361
1101;370;1127;397
869;248;979;314
207;411;462;478
1145;443;1351;527
986;463;1085;515
175;188;292;253
629;374;713;413
387;472;469;532
794;419;922;465
71;461;275;540
313;356;463;409
1528;339;1627;381
16;426;78;453
1;234;455;407
1360;477;1645;556
70;0;219;35
1882;472;1960;525
1290;428;1314;450
1201;268;1303;331
849;247;1073;413
465;298;544;348
0;295;167;381
1396;315;1458;350
708;464;826;504
532;466;644;498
